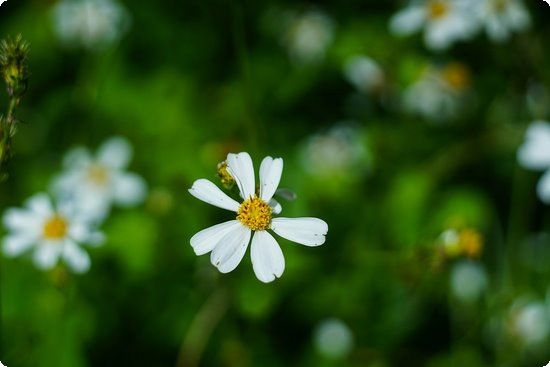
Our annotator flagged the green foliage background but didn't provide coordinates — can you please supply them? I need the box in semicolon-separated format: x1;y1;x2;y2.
0;0;549;366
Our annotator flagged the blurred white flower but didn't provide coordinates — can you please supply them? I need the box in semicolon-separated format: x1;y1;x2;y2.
189;152;328;283
450;261;488;302
510;300;550;346
282;9;334;65
403;63;470;121
52;137;147;222
313;318;354;359
517;121;550;204
389;0;478;50
52;0;130;50
476;0;530;42
301;124;369;178
343;55;385;93
2;193;104;273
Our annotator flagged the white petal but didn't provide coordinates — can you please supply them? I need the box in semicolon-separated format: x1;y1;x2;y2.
269;198;282;215
518;121;550;170
112;172;147;206
97;136;133;169
537;170;550;204
62;240;91;273
190;220;241;256
251;230;285;283
259;156;283;202
63;147;92;169
3;234;36;257
188;179;240;212
68;222;105;246
226;152;255;199
389;6;426;36
33;244;61;270
271;217;328;246
210;225;251;273
25;193;54;217
3;208;42;233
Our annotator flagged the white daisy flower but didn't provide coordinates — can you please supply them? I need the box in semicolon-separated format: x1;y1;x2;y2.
389;0;478;51
52;0;130;50
517;121;550;204
52;136;147;222
476;0;530;42
403;63;470;121
189;152;328;283
282;9;335;65
2;193;104;273
343;55;384;94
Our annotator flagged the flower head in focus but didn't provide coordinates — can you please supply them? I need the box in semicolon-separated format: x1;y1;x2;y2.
189;152;328;283
389;0;478;51
2;193;104;273
52;0;130;50
476;0;530;42
52;136;147;222
281;9;334;65
517;121;550;203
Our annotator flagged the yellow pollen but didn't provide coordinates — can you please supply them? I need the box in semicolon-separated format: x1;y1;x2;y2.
43;215;68;240
217;161;235;188
427;1;449;19
237;196;272;231
87;164;109;185
442;63;470;91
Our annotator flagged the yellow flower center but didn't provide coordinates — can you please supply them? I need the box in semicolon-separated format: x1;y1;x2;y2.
217;160;235;188
442;63;470;91
493;0;508;12
237;196;272;231
43;215;68;240
87;164;109;185
427;1;449;19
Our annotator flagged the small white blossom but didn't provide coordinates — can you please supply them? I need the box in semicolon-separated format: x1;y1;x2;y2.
403;63;470;121
389;0;478;51
2;193;104;273
517;121;550;204
450;261;488;302
510;300;550;346
52;0;130;50
282;9;334;65
300;124;369;178
343;55;384;93
189;152;328;283
313;318;354;359
476;0;530;42
52;136;147;222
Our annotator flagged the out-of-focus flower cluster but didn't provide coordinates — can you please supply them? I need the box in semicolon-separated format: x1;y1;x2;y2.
2;137;146;273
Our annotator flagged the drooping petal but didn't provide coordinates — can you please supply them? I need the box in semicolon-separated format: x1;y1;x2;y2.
190;220;241;256
271;217;328;246
210;225;251;273
259;156;283;202
33;244;61;270
251;230;285;283
226;152;255;199
517;121;550;170
269;198;282;215
3;234;36;257
537;170;550;204
389;6;426;36
188;179;240;212
97;136;133;169
112;172;147;206
62;240;91;273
